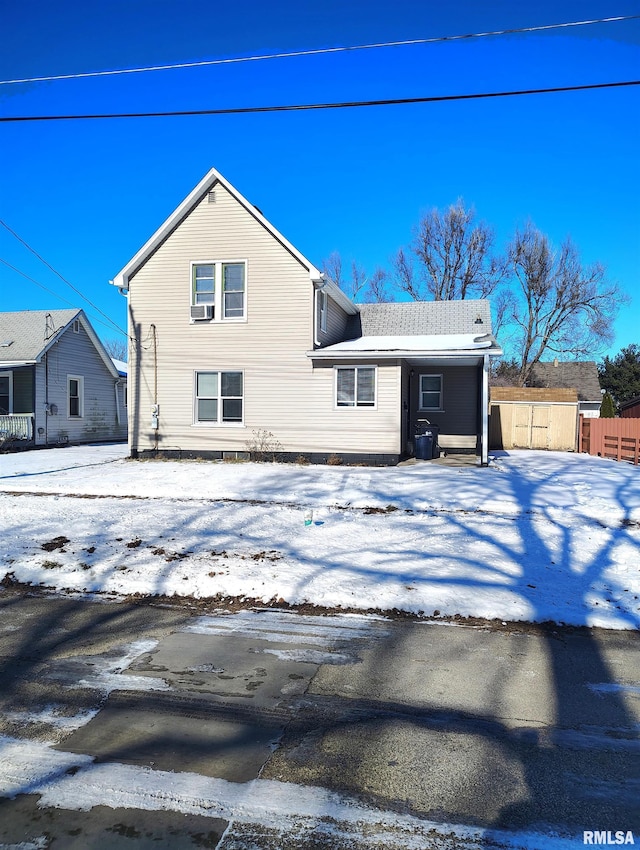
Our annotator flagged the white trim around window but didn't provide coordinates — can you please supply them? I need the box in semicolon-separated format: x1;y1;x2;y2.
334;365;377;409
190;261;247;322
67;374;84;418
193;369;244;426
419;373;443;411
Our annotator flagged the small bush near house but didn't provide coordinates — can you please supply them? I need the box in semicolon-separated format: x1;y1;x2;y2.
245;429;283;462
327;453;343;466
295;454;310;465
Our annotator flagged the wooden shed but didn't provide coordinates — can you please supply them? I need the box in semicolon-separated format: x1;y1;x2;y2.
490;387;579;451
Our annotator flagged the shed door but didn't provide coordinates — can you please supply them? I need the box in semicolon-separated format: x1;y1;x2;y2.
512;405;531;448
531;405;550;449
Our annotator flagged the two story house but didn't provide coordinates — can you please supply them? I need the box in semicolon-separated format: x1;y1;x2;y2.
111;168;501;465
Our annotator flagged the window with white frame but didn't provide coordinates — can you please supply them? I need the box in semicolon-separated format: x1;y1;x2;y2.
335;366;376;407
194;371;243;424
419;374;443;410
319;289;328;333
67;375;84;418
191;262;246;320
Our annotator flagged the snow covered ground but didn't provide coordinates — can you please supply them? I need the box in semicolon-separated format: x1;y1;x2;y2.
1;444;639;629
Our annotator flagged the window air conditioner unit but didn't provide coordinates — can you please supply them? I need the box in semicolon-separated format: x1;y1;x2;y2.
190;305;213;320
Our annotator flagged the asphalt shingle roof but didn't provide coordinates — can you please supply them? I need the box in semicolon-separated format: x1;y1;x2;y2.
352;300;492;337
529;361;602;402
0;309;80;363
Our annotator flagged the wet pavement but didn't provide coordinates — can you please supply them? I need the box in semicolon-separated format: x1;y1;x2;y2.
0;591;638;848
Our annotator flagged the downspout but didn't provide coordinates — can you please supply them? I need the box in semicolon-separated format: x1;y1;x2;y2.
151;324;158;451
481;353;490;466
114;379;122;427
44;352;48;445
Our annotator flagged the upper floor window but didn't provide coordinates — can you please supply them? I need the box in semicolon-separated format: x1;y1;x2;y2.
319;289;328;333
419;374;443;410
336;366;376;408
191;262;246;320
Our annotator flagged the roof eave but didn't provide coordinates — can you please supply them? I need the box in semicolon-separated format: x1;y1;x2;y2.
307;346;503;360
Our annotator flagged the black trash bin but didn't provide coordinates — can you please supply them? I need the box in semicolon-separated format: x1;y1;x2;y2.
415;433;433;460
424;425;440;459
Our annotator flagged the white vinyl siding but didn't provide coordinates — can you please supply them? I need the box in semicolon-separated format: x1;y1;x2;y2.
191;261;246;320
194;370;243;425
336;366;376;408
419;374;443;410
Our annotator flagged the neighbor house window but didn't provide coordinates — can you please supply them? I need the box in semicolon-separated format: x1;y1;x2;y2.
194;371;243;424
68;375;84;418
191;262;246;320
419;374;442;410
0;372;12;414
336;366;376;407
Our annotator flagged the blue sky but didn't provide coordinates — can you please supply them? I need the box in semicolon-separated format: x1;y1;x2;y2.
1;0;638;359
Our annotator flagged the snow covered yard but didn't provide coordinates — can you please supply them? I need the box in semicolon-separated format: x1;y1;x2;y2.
1;444;638;629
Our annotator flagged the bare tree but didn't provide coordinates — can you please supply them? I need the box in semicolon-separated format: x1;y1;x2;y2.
322;252;390;302
102;336;128;362
506;223;625;385
394;199;504;301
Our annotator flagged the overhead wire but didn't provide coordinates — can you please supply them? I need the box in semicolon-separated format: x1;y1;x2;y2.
1;80;638;123
0;257;128;339
0;220;127;339
0;14;637;87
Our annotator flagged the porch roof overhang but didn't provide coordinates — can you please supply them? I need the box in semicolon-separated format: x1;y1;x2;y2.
307;333;502;361
0;360;37;368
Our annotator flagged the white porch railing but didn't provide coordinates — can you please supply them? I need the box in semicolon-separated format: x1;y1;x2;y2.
0;414;34;442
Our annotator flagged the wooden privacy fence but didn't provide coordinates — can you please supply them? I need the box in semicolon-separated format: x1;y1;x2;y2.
580;415;640;465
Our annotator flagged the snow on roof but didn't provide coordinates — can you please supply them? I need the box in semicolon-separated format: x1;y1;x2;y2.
111;358;128;376
310;333;501;358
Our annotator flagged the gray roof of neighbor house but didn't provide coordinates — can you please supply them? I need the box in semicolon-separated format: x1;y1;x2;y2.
529;361;602;402
0;309;118;376
351;299;492;337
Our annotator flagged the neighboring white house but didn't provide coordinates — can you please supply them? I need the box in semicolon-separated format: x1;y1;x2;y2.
111;168;502;465
0;309;127;447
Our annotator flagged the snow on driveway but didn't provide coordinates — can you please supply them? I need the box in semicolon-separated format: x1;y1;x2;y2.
1;444;638;629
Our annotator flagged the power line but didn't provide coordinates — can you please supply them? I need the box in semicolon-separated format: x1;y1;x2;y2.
1;80;638;123
0;257;127;339
0;220;127;338
1;260;127;339
1;14;637;87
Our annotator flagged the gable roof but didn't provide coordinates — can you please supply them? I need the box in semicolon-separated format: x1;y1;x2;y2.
0;309;118;377
111;166;325;292
529;361;601;402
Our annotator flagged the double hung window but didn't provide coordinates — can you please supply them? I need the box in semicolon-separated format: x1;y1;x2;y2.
68;375;84;418
419;374;443;410
192;262;246;320
195;371;243;424
335;366;376;408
